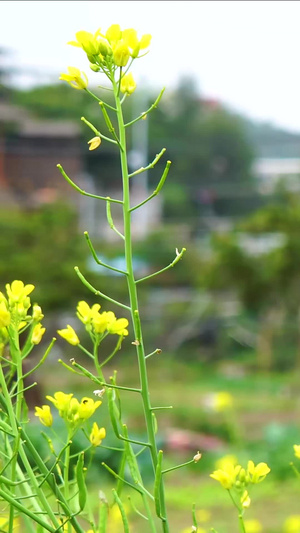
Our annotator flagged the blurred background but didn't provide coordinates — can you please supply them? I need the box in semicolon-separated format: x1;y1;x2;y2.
2;1;300;531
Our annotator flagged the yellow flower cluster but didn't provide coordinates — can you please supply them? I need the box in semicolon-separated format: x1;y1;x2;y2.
57;301;129;345
210;458;270;509
77;300;129;336
35;392;105;437
60;24;151;93
69;25;151;67
0;281;45;348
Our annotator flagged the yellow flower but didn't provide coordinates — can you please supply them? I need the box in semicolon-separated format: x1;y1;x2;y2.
122;28;151;58
107;317;129;336
247;460;270;484
77;397;102;420
210;462;241;489
215;454;238;470
213;391;233;411
31;323;46;345
59;67;88;90
106;24;122;44
244;519;262;533
88;136;101;150
68;30;102;56
77;300;101;324
0;301;10;327
241;489;251;508
57;325;80;345
34;405;53;427
120;73;136;95
46;392;73;418
284;515;300;532
6;280;35;305
113;40;130;67
294;444;300;459
89;422;106;446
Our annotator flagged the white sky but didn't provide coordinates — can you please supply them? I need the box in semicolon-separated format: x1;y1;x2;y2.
1;1;300;132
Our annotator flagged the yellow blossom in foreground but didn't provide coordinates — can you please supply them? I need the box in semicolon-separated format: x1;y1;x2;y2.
46;392;73;418
210;462;241;489
244;519;262;533
107;317;129;336
89;422;106;446
247;460;270;483
120;73;136;95
284;515;300;533
6;280;35;305
113;40;130;67
106;24;122;45
122;28;152;58
59;66;88;90
88;136;101;150
31;323;46;344
77;300;101;323
0;301;10;327
57;325;80;345
34;405;53;427
215;454;238;470
68;30;102;56
294;444;300;459
76;397;102;420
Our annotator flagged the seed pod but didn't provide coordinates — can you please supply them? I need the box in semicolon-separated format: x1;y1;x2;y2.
75;452;87;511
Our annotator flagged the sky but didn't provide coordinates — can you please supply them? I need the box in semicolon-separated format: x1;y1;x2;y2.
1;1;300;132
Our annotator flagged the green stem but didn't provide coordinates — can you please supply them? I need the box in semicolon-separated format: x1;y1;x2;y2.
227;490;246;533
113;74;169;533
0;364;61;531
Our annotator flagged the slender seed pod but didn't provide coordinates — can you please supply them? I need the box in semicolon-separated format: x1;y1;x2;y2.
154;450;164;518
75;452;87;511
112;489;130;533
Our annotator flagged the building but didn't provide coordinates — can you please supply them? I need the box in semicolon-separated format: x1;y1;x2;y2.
0;100;82;207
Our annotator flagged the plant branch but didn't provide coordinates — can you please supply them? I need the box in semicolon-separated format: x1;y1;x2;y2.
57;164;123;203
136;247;186;284
129;160;171;211
128;148;166;178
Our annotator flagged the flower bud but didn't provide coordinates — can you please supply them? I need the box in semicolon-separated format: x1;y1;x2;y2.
34;405;53;427
32;323;46;345
57;325;80;345
88;136;101;151
113;41;130;67
90;64;101;72
120;73;136;95
32;304;44;322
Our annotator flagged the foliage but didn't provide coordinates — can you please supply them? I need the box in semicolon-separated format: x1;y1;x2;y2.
0;203;93;311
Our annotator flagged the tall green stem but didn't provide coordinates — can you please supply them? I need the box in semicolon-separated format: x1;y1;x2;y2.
112;76;169;533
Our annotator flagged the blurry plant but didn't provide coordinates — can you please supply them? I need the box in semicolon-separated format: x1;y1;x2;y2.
283;515;300;533
0;203;93;311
